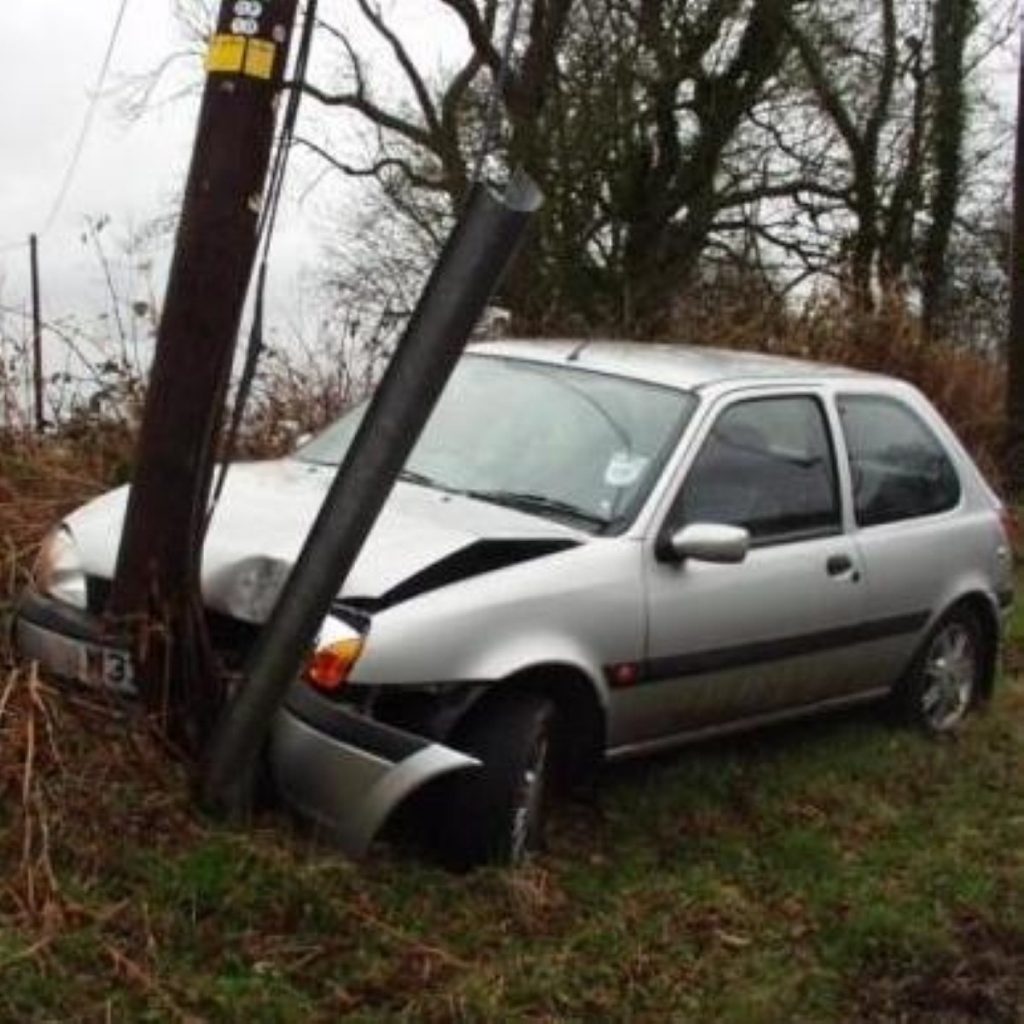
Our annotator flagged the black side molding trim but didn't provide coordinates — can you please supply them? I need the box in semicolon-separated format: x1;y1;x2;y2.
633;611;931;685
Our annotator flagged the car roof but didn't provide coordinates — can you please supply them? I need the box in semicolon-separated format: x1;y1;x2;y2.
469;338;881;392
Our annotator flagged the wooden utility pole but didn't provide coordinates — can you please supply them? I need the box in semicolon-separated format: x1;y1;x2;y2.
1006;28;1024;493
107;0;301;750
29;234;43;433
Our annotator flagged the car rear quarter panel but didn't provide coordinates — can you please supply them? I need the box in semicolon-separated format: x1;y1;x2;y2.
853;509;1003;676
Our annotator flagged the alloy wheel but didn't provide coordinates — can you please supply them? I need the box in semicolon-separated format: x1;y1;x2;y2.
919;620;977;732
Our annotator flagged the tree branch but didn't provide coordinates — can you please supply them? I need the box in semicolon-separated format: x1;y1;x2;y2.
293;137;448;192
716;178;851;210
292;82;435;151
782;9;863;155
437;0;502;73
353;0;443;140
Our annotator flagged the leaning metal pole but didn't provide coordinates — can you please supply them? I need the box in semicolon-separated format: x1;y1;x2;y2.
1006;26;1024;491
200;171;543;817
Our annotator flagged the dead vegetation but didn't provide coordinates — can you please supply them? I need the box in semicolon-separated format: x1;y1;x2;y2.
0;659;187;971
855;913;1024;1023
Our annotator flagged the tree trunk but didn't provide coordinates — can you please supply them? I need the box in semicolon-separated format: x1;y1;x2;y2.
922;0;973;340
1005;29;1024;493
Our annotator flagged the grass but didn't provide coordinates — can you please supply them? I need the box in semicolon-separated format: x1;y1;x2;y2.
0;630;1022;1021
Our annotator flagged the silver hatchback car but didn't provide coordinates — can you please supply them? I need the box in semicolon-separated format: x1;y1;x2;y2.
16;340;1015;866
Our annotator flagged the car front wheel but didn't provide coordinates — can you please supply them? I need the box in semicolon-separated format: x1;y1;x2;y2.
897;607;986;734
435;692;557;869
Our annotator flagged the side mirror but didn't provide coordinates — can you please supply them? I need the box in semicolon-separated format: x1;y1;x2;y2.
659;523;750;564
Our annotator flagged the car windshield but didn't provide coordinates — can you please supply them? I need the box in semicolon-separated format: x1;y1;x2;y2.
296;353;697;532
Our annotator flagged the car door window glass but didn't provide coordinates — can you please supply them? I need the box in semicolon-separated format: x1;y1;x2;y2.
837;395;960;526
675;396;840;543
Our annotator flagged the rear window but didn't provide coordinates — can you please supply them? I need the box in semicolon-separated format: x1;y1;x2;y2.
837;394;960;526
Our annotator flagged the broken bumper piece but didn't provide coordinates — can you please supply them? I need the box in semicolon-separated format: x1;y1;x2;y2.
270;690;480;858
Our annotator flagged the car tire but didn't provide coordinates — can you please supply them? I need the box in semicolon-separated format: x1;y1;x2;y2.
435;692;557;870
895;606;986;734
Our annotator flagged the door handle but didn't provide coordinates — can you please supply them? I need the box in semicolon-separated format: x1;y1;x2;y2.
826;553;854;577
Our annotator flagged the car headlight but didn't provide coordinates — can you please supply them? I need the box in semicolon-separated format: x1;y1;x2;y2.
35;526;87;609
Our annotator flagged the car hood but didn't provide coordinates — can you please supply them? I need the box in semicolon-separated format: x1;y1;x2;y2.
66;459;583;619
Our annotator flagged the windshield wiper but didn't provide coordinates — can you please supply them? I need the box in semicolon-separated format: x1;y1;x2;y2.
400;474;610;528
462;489;610;529
398;468;454;491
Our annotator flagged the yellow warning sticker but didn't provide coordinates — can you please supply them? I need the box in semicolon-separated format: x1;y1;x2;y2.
206;34;246;74
244;39;277;80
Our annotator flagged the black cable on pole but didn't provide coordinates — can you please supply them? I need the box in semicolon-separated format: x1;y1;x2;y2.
41;0;132;236
208;0;320;517
470;0;526;185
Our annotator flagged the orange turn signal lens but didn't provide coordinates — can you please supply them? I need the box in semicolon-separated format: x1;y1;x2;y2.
307;638;364;693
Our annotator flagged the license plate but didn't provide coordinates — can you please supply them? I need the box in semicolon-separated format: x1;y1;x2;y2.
79;643;135;694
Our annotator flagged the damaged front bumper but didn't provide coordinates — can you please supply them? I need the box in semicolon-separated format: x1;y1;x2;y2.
13;588;479;857
272;687;479;857
15;589;136;693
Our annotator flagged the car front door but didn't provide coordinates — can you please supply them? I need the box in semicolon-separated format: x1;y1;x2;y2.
609;390;872;750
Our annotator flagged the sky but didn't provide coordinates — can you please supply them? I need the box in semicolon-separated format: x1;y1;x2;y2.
0;4;185;322
0;1;1019;407
0;0;468;403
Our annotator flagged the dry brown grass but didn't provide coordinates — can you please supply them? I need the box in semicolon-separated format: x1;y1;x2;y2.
0;429;131;647
0;662;202;1019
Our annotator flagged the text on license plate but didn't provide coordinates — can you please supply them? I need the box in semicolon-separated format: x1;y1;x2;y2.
79;644;135;693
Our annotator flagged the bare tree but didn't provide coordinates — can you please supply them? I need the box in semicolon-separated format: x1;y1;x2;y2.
780;0;1012;332
301;0;808;333
781;0;931;306
158;0;1015;346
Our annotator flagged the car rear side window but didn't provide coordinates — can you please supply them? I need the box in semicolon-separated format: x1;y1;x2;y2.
837;394;960;526
676;395;840;543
